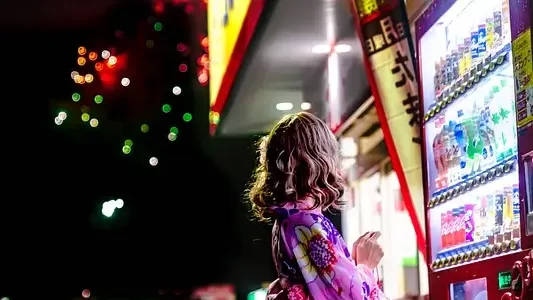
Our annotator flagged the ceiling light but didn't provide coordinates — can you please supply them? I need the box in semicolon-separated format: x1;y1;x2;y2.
276;102;293;111
312;44;331;54
334;44;352;53
301;102;311;110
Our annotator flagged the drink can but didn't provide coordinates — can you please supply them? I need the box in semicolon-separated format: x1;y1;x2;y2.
512;184;520;224
495;191;504;232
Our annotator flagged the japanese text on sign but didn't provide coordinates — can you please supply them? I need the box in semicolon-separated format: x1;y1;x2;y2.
390;50;421;143
364;15;407;55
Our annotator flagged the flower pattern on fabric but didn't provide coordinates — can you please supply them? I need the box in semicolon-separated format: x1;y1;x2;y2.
287;284;307;300
270;203;388;299
369;288;380;300
293;222;338;284
362;282;371;299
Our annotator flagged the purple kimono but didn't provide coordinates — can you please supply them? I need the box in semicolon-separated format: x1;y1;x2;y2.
267;202;388;300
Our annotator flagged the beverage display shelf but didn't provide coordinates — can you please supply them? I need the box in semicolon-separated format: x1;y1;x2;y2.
431;237;521;271
428;156;517;208
423;43;512;124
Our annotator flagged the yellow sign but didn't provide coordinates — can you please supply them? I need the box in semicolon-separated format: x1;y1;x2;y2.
512;29;533;128
208;0;252;107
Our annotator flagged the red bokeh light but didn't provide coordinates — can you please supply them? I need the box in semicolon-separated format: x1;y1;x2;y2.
179;64;188;72
185;4;194;14
201;37;208;49
82;289;91;298
176;43;187;52
154;1;165;14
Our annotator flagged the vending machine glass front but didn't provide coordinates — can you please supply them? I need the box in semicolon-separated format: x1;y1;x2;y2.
419;0;521;269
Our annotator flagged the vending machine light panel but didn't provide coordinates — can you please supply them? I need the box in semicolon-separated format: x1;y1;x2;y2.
418;0;521;270
498;271;512;290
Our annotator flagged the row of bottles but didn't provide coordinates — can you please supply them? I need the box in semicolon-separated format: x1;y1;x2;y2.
440;183;519;250
433;0;510;96
432;77;516;190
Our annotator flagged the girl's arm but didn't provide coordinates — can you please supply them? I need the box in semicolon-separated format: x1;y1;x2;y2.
281;212;388;299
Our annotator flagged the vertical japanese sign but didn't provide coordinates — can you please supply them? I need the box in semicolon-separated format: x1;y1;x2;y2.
351;0;427;261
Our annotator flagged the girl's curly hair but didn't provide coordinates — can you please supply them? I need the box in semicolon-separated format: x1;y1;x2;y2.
248;112;345;222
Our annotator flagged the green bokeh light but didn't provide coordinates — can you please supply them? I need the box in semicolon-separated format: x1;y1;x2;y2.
162;104;172;113
122;145;131;154
81;113;90;122
154;22;163;31
169;126;178;134
141;124;149;133
94;95;103;104
72;93;81;102
183;113;192;122
124;139;133;147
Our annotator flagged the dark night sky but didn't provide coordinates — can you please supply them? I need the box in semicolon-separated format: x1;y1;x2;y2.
0;0;276;297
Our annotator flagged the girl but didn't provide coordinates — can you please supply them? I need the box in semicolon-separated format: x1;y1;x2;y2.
248;112;387;299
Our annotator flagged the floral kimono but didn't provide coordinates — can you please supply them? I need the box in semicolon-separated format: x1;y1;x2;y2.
267;202;387;300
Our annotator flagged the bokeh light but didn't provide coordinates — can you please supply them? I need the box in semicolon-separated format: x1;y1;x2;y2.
95;62;104;71
71;71;79;79
88;52;98;61
149;157;159;166
168;132;177;141
124;139;133;147
77;57;86;66
58;111;67;121
122;145;131;154
72;93;81;102
90;118;99;127
81;289;90;299
146;40;155;48
179;64;188;72
85;74;94;83
94;95;104;104
154;22;163;31
172;86;181;95
170;127;179;134
102;50;111;59
54;116;63;125
81;113;90;122
162;104;171;113
183;113;192;122
74;75;85;84
141;124;149;133
121;78;130;86
176;43;186;52
78;46;87;55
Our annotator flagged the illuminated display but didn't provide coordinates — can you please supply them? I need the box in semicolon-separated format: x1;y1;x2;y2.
420;0;522;269
498;271;512;290
208;0;252;107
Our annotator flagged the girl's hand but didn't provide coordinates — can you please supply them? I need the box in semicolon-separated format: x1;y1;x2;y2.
351;231;384;270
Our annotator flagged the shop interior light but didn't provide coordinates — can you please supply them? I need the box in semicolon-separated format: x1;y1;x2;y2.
276;102;293;111
300;102;311;110
334;44;352;53
312;44;331;54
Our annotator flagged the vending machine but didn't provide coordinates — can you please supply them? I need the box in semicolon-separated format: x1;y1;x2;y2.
414;0;533;299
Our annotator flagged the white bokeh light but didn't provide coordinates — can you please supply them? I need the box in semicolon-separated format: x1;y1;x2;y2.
121;78;131;86
101;50;111;59
115;199;124;209
172;86;182;95
90;118;99;128
168;132;177;141
149;157;159;166
58;111;67;120
54;117;63;125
